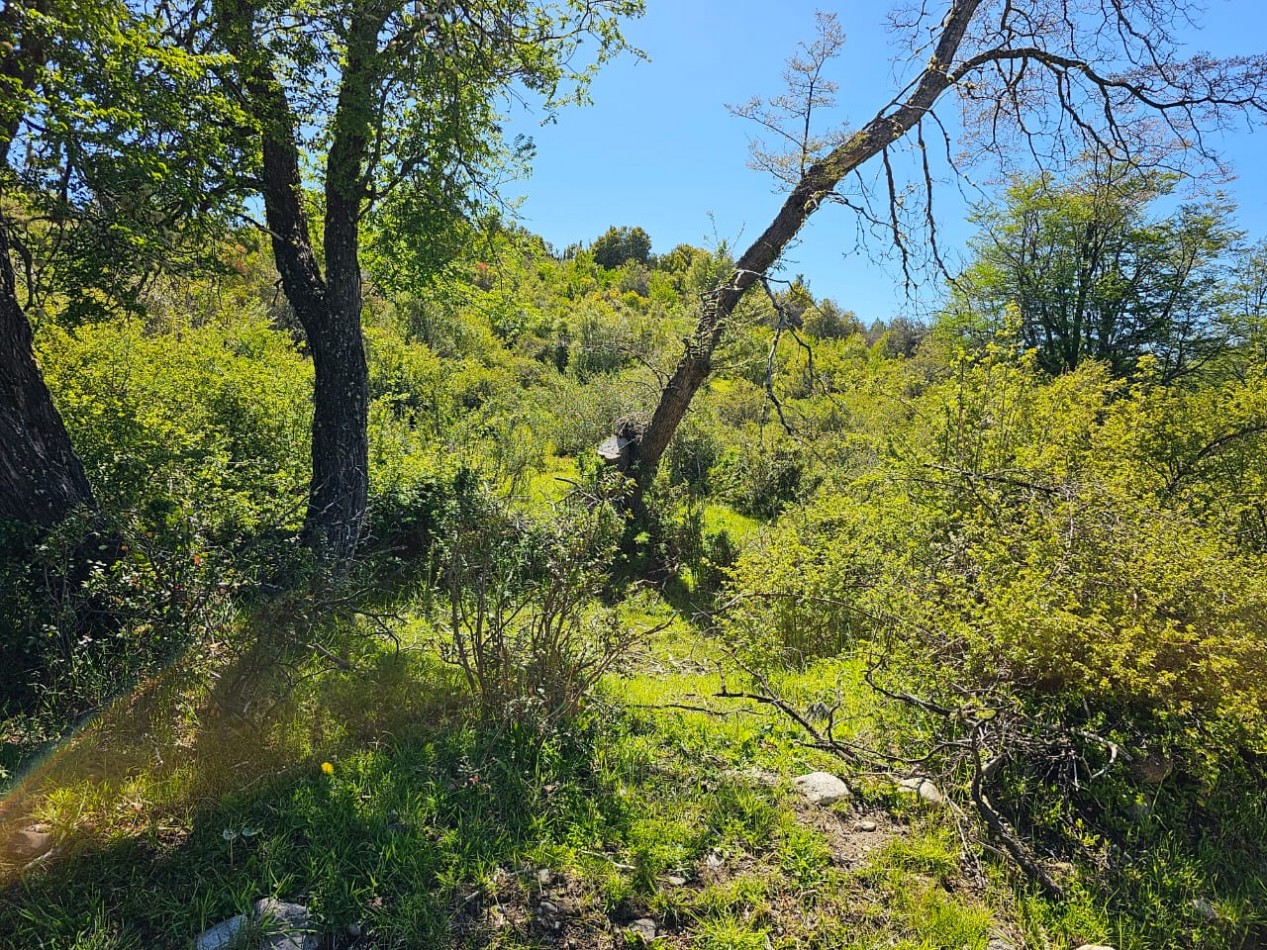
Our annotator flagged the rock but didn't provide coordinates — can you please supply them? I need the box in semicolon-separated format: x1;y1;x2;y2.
1192;897;1218;921
985;939;1017;950
537;868;554;887
9;827;53;861
897;776;945;805
1073;945;1116;950
853;820;878;832
346;921;364;939
196;900;317;950
665;875;687;886
253;899;318;950
626;918;658;942
793;771;852;806
705;851;723;869
196;914;248;950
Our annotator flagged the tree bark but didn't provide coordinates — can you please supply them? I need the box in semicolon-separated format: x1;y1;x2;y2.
216;0;379;562
630;0;984;490
0;219;96;526
0;0;95;527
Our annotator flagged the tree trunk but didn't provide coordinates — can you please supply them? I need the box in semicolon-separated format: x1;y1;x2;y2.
0;0;95;527
216;0;378;563
0;218;96;526
628;0;983;491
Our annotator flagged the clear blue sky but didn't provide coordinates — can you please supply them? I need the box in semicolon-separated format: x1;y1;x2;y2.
504;1;1267;327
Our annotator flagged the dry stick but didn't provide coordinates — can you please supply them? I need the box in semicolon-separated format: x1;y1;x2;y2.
716;652;1068;894
969;726;1064;898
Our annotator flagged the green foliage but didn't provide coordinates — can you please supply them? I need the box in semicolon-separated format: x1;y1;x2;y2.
434;479;632;725
2;0;247;321
590;225;653;270
39;314;312;535
951;163;1239;379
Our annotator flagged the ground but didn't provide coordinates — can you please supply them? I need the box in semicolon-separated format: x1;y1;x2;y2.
0;597;1146;949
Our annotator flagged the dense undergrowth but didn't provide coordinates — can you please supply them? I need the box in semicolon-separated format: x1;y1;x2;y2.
3;209;1267;948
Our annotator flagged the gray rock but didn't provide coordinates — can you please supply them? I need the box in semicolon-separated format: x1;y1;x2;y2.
1192;897;1218;921
1073;945;1116;950
665;875;687;886
626;918;657;942
196;900;316;950
195;914;248;950
986;939;1017;950
10;827;52;861
897;776;945;805
537;868;554;887
793;771;852;806
253;900;318;950
853;820;878;832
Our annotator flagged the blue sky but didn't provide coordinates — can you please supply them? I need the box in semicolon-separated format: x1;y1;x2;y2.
504;1;1267;326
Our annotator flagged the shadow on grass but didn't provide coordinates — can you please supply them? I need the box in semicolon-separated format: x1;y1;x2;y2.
0;620;635;949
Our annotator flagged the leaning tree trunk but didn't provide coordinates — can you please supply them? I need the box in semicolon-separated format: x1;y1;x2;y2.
627;0;983;491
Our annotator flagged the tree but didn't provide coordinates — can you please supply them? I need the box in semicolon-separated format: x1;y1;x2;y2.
0;0;93;527
211;0;641;562
1;0;235;526
954;163;1237;379
591;225;652;269
624;1;1267;489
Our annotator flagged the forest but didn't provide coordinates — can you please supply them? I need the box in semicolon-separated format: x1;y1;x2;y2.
2;1;1267;948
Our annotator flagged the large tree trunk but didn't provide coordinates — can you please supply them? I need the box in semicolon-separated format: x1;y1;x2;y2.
629;0;983;490
0;0;95;527
0;218;95;526
216;0;379;563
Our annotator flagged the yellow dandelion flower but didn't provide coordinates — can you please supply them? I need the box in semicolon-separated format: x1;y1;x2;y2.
320;761;334;775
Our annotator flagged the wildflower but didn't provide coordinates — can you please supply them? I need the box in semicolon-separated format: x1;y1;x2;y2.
320;761;334;776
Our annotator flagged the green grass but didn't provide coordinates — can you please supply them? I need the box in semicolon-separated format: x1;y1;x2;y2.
2;596;1265;949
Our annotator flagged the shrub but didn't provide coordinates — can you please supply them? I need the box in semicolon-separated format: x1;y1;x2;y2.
435;481;633;725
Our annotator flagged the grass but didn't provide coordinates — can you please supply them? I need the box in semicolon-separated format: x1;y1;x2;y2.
2;594;1265;949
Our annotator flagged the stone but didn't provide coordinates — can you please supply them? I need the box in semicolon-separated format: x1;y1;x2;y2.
253;899;319;950
1192;897;1218;921
196;900;317;950
195;914;248;950
626;918;658;942
985;939;1017;950
665;875;687;886
793;771;852;806
537;868;554;887
9;827;53;861
853;820;878;832
1073;945;1116;950
897;776;945;805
